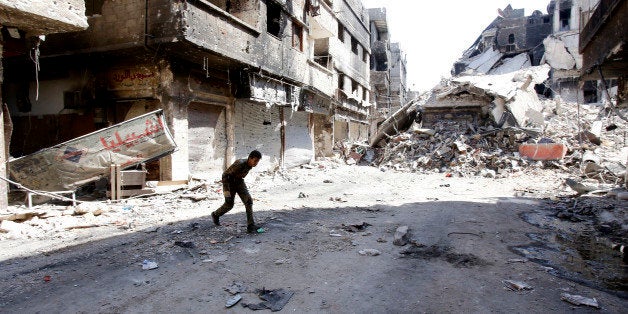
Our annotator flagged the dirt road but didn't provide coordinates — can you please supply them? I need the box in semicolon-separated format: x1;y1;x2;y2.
0;162;625;312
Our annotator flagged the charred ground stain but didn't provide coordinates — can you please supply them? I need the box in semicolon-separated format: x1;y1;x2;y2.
513;212;627;298
399;244;490;268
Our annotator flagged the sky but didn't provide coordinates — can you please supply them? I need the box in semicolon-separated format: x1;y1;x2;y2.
362;0;551;92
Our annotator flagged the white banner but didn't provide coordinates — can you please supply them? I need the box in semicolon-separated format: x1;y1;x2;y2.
9;110;176;191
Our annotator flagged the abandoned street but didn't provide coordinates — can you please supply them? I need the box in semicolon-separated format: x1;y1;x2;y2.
1;0;627;313
0;162;625;312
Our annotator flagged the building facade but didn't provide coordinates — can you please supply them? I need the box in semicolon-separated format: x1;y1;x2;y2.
0;0;88;208
367;7;407;137
2;0;373;185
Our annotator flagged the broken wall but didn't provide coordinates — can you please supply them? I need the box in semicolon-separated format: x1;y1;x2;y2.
42;0;148;53
0;0;87;35
312;113;333;157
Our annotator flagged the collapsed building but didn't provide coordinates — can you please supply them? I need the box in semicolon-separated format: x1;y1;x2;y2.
367;0;626;186
1;0;375;193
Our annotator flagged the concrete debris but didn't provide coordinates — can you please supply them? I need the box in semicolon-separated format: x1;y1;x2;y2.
74;203;108;216
393;226;410;246
542;36;576;70
489;53;531;75
502;280;533;291
465;48;503;74
560;293;600;308
225;294;242;308
357;99;627;188
358;249;381;256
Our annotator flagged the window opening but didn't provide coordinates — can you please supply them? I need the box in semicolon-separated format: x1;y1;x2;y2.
292;21;303;51
267;1;282;37
351;37;358;54
338;23;345;42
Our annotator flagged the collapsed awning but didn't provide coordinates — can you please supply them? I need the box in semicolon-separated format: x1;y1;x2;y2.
9;110;177;191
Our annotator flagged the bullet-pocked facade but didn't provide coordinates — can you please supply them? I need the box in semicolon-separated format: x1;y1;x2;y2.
2;0;373;183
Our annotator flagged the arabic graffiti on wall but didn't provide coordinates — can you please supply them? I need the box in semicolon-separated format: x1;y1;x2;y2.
107;66;158;91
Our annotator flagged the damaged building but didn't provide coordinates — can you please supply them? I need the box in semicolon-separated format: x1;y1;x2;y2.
1;0;374;192
579;0;626;107
0;0;88;208
429;0;625;131
367;7;408;135
452;4;552;78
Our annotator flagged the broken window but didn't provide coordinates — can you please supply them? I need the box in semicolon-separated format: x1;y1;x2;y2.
559;1;572;31
583;80;598;103
338;23;345;42
292;20;303;51
267;1;282;37
351;37;358;55
506;34;516;52
314;38;331;68
85;0;104;16
351;80;358;96
362;49;368;63
338;72;344;90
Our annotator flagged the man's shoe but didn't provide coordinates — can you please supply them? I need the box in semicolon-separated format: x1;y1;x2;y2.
211;212;220;226
247;224;259;233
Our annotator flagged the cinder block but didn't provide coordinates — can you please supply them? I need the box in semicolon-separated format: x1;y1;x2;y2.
518;143;568;161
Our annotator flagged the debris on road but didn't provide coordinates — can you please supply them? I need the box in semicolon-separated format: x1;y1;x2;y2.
141;260;159;270
225;294;242;308
341;222;371;233
358;249;381;256
393;226;410;246
560;293;600;308
242;288;294;312
502;280;533;291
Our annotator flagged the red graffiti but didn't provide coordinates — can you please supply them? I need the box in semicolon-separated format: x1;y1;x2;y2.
100;117;165;152
111;69;155;83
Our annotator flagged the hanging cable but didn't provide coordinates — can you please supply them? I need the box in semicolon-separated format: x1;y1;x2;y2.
29;37;42;101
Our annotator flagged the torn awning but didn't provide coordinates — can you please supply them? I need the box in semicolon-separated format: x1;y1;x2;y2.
9;109;176;191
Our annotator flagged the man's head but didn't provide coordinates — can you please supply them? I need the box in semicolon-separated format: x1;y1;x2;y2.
247;150;262;167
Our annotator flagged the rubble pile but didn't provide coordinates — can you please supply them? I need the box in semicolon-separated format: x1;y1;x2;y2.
372;120;536;177
369;100;628;182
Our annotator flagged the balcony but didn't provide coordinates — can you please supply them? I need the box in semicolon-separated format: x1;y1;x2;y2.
309;0;335;39
579;0;622;52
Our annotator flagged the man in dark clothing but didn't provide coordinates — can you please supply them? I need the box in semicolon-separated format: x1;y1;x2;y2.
211;150;262;233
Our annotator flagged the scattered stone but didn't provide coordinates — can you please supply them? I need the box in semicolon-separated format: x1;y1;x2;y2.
358;249;381;256
323;179;333;183
225;282;246;295
142;260;158;270
506;258;527;264
225;294;242;308
560;293;600;308
503;280;533;291
298;192;308;198
341;222;371;232
480;169;497;178
242;288;294;311
393;226;410;246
